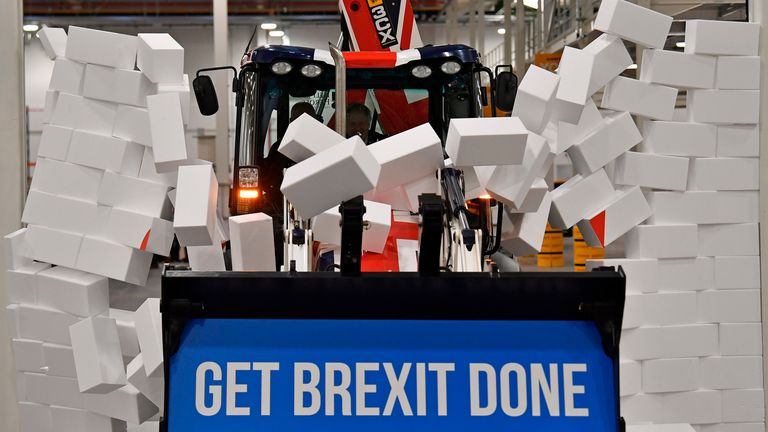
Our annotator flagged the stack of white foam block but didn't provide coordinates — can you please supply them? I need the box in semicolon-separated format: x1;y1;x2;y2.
586;12;764;431
4;25;199;430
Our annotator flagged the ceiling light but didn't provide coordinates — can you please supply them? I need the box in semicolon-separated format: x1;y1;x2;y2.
269;30;285;38
23;24;39;32
261;23;277;30
497;28;506;35
676;41;686;48
626;64;638;70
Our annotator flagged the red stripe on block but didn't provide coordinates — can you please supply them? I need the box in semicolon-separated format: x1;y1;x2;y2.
140;229;151;251
590;211;606;247
343;51;398;68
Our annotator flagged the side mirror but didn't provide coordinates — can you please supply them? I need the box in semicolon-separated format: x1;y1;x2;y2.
193;75;219;116
494;68;518;112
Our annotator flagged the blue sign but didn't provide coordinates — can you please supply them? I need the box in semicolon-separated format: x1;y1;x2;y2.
168;319;618;431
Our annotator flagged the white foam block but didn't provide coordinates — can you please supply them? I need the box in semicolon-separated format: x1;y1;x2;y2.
645;292;698;326
583;33;634;95
715;256;760;290
511;65;560;133
174;164;217;247
113;105;152;147
137;33;184;84
281;136;381;218
622;325;718;360
720;323;762;356
723;389;764;423
687;90;760;124
554;47;593;122
135;298;163;378
70;316;126;394
156;74;191;125
718;125;759;157
717;56;760;90
688;157;758;191
127;354;164;413
37;266;108;317
30;157;103;202
3;228;33;271
50;406;126;432
698;223;759;256
620;394;664;423
614;152;689;191
18;401;52;432
402;174;439;213
105;208;174;257
556;98;603;154
278;113;346;162
445;117;528;166
620;359;641;397
6;304;20;339
187;234;226;271
23;225;83;268
699;289;761;323
6;261;50;305
549;169;615;229
685;20;760;56
22;189;108;236
76;236;153;286
601;77;678;120
83;64;155;108
700;356;763;390
368;123;443;191
138;147;177;187
640;49;716;89
625;224;698;259
511;177;548;213
646;191;758;225
43;89;58;124
311;207;342;245
38;124;74;161
641;121;717;157
25;372;86;409
642;358;699;393
501;192;552;256
362;200;392;254
83;383;158;424
662;391;722;425
586;258;658;294
568;111;642;175
578;186;650;248
43;343;77;378
627;425;695;432
594;0;672;48
50;93;118;136
12;339;44;373
18;304;80;345
364;184;411;212
67;129;143;175
110;308;141;359
147;92;188;172
49;58;85;95
657;257;714;292
227;213;276;272
66;26;137;69
486;133;553;209
37;26;67;59
98;171;171;219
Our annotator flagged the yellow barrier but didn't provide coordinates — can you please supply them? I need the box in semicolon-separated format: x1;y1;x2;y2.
538;223;565;268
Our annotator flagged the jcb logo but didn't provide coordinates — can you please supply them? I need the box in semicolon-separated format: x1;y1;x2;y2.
367;0;398;48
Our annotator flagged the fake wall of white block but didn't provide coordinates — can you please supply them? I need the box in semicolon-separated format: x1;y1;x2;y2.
586;258;658;294
688;158;759;191
556;99;604;154
720;323;763;356
50;405;126;432
67;129;143;175
137;33;185;84
699;290;761;323
554;47;593;123
700;356;763;390
105;207;175;257
687;90;760;125
278;113;346;163
642;358;699;393
37;266;109;317
640;49;716;89
717;56;760;90
698;223;759;257
76;236;154;286
641;121;717;157
715;256;760;289
127;354;164;414
23;190;110;237
445;117;528;166
568;111;642;175
486;133;553;209
50;58;85;95
501;192;552;256
645;191;758;225
135;298;163;378
51;92;118;137
229;213;276;271
718;125;759;157
6;262;50;305
17;304;80;346
657;257;714;292
361;200;392;254
281;136;381;218
174;164;218;247
685;20;760;56
625;224;698;259
722;389;765;423
65;26;138;69
23;372;83;409
70;316;126;394
147;92;188;172
18;401;52;432
511;65;560;133
369;124;443;192
23;225;83;269
38;124;74;161
43;343;78;378
583;33;634;95
82;383;158;424
113;105;152;147
84;64;155;108
549;169;615;229
594;0;672;48
38;26;67;60
31;157;104;202
663;391;723;425
614;152;689;191
620;359;641;396
12;339;44;373
602;77;678;120
578;186;651;248
98;171;171;219
622;325;718;360
3;228;33;271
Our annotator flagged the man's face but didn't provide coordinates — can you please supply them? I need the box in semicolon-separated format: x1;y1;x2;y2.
347;112;370;143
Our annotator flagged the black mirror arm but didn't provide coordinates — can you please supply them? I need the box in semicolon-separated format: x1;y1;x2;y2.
475;66;497;118
196;66;240;93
